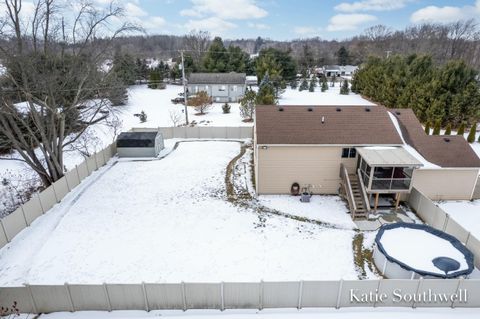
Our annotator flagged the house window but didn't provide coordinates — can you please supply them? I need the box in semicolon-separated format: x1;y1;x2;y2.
195;86;198;93
342;148;356;158
219;85;226;91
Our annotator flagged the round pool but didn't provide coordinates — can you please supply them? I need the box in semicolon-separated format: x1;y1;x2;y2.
373;223;474;279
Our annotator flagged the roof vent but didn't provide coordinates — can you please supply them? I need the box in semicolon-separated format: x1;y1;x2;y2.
278;107;284;112
395;111;401;115
444;138;451;143
307;107;313;112
365;107;371;112
321;116;325;124
336;108;342;112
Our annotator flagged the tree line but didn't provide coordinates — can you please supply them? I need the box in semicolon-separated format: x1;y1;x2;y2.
351;54;480;127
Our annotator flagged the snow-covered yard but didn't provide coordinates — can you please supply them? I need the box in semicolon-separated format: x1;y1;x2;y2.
0;141;364;286
438;200;480;239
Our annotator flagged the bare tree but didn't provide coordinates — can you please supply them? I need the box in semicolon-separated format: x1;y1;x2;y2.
183;30;211;67
169;109;183;127
0;0;138;186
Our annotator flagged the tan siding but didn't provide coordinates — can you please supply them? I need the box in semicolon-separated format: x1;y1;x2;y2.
257;146;357;194
411;169;480;200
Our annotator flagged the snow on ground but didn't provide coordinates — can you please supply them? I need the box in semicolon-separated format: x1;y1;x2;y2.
19;308;480;319
257;195;356;229
379;227;470;275
438;200;480;239
0;141;359;285
279;82;374;106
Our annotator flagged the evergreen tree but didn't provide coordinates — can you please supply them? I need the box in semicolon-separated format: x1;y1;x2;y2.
457;123;465;135
112;52;137;85
203;37;228;72
424;121;431;135
290;79;298;89
321;77;328;92
336;46;350;65
309;76;317;92
299;78;308;91
340;80;349;95
444;123;452;135
432;119;441;135
256;74;276;105
148;69;163;89
256;48;297;81
467;124;477;143
226;46;249;73
478;134;480;143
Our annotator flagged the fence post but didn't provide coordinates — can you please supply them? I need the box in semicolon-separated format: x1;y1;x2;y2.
335;279;343;309
451;278;463;308
19;206;29;227
374;279;382;308
65;282;75;312
141;282;149;312
220;281;225;311
103;283;112;312
51;183;60;203
465;232;471;245
443;214;450;232
0;219;10;243
297;280;303;309
25;283;38;314
181;281;187;311
259;280;264;310
75;165;81;185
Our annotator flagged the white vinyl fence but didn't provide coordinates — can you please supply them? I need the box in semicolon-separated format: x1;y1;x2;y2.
408;187;480;269
1;279;480;314
0;143;117;250
130;126;253;139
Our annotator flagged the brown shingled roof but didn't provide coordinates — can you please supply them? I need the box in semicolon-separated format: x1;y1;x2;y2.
255;105;403;145
390;109;480;168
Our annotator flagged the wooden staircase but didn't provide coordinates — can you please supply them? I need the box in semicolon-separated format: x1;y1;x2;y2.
348;174;368;218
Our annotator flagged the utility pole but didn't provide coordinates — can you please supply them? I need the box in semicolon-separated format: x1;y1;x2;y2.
181;50;189;125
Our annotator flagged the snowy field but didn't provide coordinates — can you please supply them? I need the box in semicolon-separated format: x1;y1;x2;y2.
0;141;361;285
15;308;480;319
438;200;480;238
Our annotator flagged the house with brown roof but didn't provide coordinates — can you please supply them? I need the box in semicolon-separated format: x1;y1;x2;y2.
254;105;480;218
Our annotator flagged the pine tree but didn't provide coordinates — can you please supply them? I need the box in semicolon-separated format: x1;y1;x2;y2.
299;78;308;91
331;74;336;87
424;121;431;135
467;124;477;143
340;80;349;95
336;46;350;65
321;77;328;92
290;79;298;89
256;74;276;105
444;123;452;135
432;119;441;135
203;37;228;72
457;123;465;136
309;76;317;92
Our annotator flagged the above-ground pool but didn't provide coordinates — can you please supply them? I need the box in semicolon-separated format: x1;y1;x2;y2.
373;223;474;279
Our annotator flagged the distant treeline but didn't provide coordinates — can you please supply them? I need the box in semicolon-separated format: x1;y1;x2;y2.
352;55;480;126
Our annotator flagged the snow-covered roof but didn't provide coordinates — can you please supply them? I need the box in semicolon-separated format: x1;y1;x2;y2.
356;147;423;167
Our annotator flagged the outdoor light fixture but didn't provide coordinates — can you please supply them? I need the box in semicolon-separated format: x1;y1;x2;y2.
261;146;268;150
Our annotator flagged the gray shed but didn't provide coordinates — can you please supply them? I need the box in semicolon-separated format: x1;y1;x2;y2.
117;131;164;158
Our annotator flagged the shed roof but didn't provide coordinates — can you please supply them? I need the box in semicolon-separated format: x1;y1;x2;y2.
188;72;246;85
255;105;403;145
117;132;159;148
356;147;423;167
390;109;480;168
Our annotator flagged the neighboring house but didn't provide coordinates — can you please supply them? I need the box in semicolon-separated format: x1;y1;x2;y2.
254;105;480;218
187;72;246;103
322;65;341;77
340;65;358;77
246;75;258;86
319;65;358;78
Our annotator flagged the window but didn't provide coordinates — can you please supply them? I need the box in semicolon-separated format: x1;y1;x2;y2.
219;85;226;91
341;148;357;158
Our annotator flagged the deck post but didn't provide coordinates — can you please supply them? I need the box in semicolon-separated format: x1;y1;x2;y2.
374;193;379;212
395;193;401;210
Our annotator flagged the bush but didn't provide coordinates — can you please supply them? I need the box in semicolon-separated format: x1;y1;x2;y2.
190;91;213;114
467;124;476;143
222;103;231;114
139;110;147;123
424;121;430;135
432;119;441;135
290;80;298;89
457;123;465;135
321;78;328;92
444;123;452;135
299;78;308;91
340;80;349;95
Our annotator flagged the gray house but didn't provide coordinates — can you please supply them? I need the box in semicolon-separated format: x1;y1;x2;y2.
187;72;246;103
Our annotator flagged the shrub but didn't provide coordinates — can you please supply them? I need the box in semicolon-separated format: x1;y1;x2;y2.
222;103;231;114
444;123;452;135
467;124;476;143
340;80;350;95
321;78;328;92
299;78;308;91
190;91;212;115
424;121;430;135
290;80;298;89
139;110;147;123
457;123;465;136
432;119;441;135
